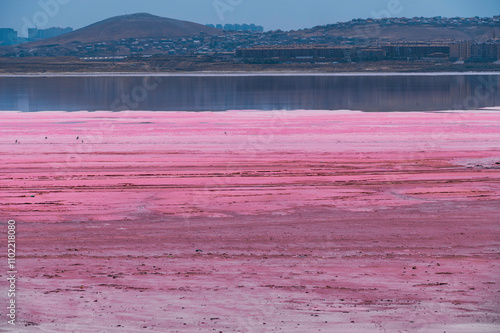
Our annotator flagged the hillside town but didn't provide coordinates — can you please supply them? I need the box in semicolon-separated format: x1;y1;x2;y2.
305;14;500;30
0;16;499;62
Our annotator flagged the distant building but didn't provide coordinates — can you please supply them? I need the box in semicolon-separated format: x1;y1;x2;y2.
237;45;387;62
383;44;450;59
236;45;351;61
0;28;17;45
451;41;499;61
206;23;264;32
355;48;386;61
470;42;498;61
450;41;472;60
28;27;73;40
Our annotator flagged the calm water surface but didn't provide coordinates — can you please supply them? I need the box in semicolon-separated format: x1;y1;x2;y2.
1;74;499;112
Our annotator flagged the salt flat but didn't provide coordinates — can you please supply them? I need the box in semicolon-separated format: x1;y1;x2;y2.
0;110;499;332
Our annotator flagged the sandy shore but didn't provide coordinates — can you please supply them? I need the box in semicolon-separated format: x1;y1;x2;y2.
0;110;499;332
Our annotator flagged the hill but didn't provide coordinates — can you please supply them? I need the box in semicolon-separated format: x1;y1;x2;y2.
291;18;499;43
20;13;223;47
2;15;498;60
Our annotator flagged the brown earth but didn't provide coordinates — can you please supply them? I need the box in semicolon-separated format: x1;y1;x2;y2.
0;57;499;74
293;24;500;43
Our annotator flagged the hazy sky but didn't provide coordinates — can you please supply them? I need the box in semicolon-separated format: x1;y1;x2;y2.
1;0;499;36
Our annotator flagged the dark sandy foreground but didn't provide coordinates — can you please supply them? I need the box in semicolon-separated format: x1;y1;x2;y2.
0;110;499;332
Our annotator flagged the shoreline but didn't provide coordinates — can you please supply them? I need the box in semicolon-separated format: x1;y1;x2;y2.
1;108;499;114
1;57;499;75
1;71;500;77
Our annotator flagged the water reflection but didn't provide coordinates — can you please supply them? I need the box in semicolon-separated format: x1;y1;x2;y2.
0;75;498;112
